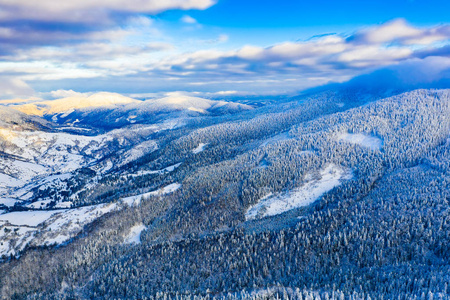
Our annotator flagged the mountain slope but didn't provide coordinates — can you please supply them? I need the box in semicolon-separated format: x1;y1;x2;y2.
0;89;450;299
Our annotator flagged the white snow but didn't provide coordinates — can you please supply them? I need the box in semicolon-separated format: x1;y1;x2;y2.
40;203;117;246
0;127;114;175
160;183;182;193
192;143;207;154
260;132;291;147
0;122;172;204
245;164;352;220
0;173;23;189
13;92;139;116
135;94;252;114
0;225;36;257
0;182;181;257
54;201;73;208
0;115;188;209
0;172;73;207
124;223;146;244
127;163;181;177
0;197;19;207
188;107;206;113
12;92;252;119
0;210;64;226
26;199;53;209
0;202;118;256
118;140;158;167
163;163;182;172
337;132;383;150
122;183;182;207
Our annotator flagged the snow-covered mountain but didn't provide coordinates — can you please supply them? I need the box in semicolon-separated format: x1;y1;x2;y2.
7;92;253;130
0;92;252;210
0;106;50;130
1;88;450;299
12;92;139;116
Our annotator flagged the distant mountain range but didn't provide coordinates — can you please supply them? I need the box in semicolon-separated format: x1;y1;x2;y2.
5;92;252;131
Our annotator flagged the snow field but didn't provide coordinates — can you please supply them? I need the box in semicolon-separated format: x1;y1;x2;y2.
127;163;182;178
246;164;352;220
192;143;207;154
118;139;158;167
124;224;147;244
337;132;383;150
0;210;64;227
122;183;181;206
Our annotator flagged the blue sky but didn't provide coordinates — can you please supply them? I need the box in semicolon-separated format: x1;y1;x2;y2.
0;0;449;99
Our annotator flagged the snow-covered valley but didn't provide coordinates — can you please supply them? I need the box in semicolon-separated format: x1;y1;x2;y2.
0;119;182;209
0;183;181;257
0;203;115;257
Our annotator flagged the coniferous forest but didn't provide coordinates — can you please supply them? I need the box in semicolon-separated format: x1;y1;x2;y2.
1;89;450;299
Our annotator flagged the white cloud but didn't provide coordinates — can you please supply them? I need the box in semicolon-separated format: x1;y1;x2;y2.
214;90;238;95
10;42;173;63
0;77;35;99
359;19;421;44
148;21;449;78
181;15;198;24
217;34;229;43
0;61;105;81
205;34;229;44
352;19;450;45
337;46;413;65
0;0;216;23
0;19;448;98
47;90;90;99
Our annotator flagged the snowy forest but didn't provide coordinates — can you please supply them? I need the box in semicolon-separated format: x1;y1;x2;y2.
0;89;450;299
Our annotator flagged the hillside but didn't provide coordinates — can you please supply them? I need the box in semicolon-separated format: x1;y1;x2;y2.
0;89;449;299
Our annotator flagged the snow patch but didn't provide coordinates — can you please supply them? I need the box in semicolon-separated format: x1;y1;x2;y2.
0;202;118;257
245;164;352;220
260;132;291;147
118;140;158;167
0;210;64;227
122;183;181;207
0;198;20;207
40;203;117;246
337;132;383;150
188;107;206;113
124;224;146;244
192;143;207;154
26;199;53;209
0;173;23;189
127;163;181;178
54;201;73;208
